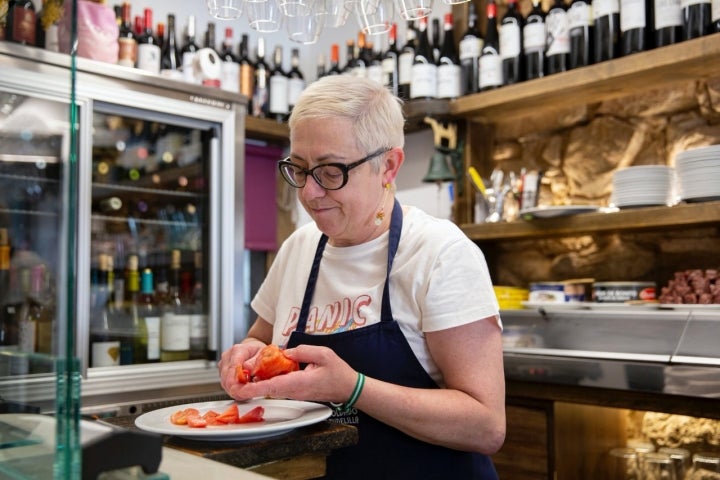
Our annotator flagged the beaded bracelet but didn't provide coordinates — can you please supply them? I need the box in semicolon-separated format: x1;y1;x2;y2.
330;372;365;413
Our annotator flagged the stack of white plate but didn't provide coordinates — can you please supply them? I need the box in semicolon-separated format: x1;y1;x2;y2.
611;165;676;208
675;145;720;202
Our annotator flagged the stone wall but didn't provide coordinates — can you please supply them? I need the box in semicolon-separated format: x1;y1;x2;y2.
487;77;720;289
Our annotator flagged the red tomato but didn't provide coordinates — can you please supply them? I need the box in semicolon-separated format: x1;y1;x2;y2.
237;406;265;424
236;366;250;384
186;413;207;428
250;345;299;381
170;408;200;425
215;403;239;424
203;410;223;426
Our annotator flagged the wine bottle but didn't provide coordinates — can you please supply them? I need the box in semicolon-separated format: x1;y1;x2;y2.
654;0;682;46
181;15;200;83
136;8;161;74
288;48;305;114
219;27;240;93
189;251;208;360
480;0;504;91
354;32;368;78
620;0;652;54
594;0;622;61
117;2;137;67
160;14;181;78
90;254;121;368
501;0;525;84
382;23;400;96
124;254;148;364
138;268;160;363
18;265;53;357
524;0;547;80
437;13;462;99
327;43;343;75
398;21;417;100
34;0;46;49
459;3;483;95
156;21;165;53
252;37;270;118
432;17;442;63
317;53;327;79
269;45;289;122
161;249;190;362
342;39;358;75
0;229;18;352
682;0;712;38
366;42;384;85
8;267;30;374
546;0;571;74
411;16;438;100
568;0;594;68
238;34;255;101
6;0;37;45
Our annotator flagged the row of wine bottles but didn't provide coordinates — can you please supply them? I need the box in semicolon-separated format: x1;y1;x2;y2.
89;249;209;368
314;0;720;99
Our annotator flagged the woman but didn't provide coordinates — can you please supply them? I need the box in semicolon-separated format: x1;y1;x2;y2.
218;75;505;479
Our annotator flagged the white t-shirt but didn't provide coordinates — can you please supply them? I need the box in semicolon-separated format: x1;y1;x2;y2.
251;205;501;386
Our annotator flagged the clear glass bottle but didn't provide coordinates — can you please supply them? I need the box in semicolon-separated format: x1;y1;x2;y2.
161;249;190;362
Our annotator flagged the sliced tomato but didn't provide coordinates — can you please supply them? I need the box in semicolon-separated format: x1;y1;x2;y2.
214;403;239;424
186;413;208;428
236;366;250;384
203;410;223;426
169;407;201;425
237;405;265;424
251;345;299;381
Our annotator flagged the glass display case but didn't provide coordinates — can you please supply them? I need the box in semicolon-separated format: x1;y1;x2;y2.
0;32;247;477
501;306;720;399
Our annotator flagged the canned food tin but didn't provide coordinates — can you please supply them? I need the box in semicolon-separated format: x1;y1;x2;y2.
529;282;567;303
592;282;656;303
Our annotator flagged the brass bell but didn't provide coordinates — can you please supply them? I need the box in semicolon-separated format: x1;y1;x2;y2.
422;150;456;183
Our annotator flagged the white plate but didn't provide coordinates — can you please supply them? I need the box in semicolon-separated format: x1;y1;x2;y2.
135;398;332;442
520;205;600;219
658;304;720;311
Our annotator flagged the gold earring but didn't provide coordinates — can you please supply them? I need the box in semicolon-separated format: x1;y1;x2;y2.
375;183;391;226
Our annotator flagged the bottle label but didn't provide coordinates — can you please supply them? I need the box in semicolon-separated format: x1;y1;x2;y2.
500;21;522;58
146;316;160;361
189;314;207;340
459;36;482;60
367;65;384;85
92;341;121;367
680;0;710;6
288;77;305;106
398;52;414;84
620;0;647;31
18;318;36;352
568;2;593;28
479;54;503;89
437;64;461;99
546;9;571;55
221;62;240;93
240;65;255;98
137;44;161;74
161;313;190;351
269;76;289;114
655;0;683;27
594;0;620;17
382;57;397;88
524;22;547;50
118;38;137;67
10;7;36;44
410;62;438;99
182;52;198;83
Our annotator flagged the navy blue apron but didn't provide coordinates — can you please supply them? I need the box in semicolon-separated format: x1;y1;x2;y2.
287;200;498;480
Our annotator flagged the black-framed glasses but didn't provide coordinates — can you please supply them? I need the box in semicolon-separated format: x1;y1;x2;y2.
278;148;391;190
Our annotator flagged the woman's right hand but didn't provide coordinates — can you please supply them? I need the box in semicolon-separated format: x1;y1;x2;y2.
218;339;266;399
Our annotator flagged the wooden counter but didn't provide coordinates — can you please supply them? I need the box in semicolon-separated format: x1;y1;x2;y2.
100;416;358;480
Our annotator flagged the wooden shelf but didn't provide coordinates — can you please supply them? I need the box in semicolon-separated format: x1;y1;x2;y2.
460;201;720;241
245;116;290;143
449;33;720;124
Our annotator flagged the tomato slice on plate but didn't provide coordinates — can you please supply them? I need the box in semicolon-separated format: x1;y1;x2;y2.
214;403;239;424
169;407;201;425
186;413;207;428
237;405;265;424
